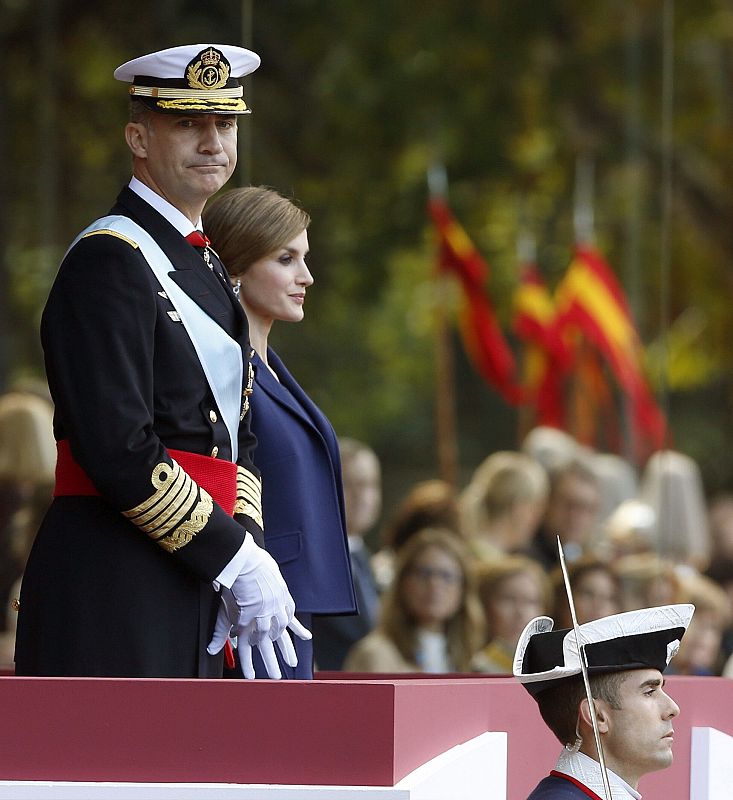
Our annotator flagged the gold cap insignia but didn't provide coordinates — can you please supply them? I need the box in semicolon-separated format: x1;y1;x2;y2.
186;47;230;91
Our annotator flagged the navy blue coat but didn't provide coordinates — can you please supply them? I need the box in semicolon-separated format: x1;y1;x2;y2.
527;774;603;799
250;348;356;615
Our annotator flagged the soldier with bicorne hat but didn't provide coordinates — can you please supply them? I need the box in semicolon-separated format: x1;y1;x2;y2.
514;604;694;799
15;44;310;679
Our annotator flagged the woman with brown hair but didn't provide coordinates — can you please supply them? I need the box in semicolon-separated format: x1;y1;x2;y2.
343;528;484;673
203;187;355;679
459;450;548;562
549;555;621;629
472;555;551;674
370;478;462;592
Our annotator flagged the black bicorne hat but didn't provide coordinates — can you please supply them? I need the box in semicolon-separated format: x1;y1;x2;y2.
513;604;694;698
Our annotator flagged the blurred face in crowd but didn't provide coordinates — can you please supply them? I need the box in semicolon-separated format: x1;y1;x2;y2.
126;112;238;222
674;610;723;674
708;495;733;560
573;568;619;625
508;498;546;551
402;545;463;631
238;229;313;329
342;449;382;537
486;571;545;647
545;473;601;547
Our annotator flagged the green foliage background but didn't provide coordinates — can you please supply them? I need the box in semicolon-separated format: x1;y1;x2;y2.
4;0;733;518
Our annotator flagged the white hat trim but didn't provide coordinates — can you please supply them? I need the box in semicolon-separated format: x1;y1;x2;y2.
514;604;695;684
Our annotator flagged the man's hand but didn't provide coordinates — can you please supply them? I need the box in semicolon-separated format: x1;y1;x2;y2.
207;533;312;679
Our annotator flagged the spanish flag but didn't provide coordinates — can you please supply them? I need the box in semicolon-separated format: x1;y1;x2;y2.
554;246;666;456
428;197;521;404
512;263;572;427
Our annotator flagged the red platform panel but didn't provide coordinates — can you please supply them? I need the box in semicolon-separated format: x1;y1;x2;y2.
0;674;728;798
0;677;499;786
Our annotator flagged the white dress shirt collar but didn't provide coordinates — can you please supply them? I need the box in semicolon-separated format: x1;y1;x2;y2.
554;749;641;799
128;177;203;237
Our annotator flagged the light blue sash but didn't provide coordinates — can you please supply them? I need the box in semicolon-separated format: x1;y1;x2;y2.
67;215;243;462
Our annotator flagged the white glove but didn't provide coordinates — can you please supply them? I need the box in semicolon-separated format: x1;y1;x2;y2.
207;533;312;679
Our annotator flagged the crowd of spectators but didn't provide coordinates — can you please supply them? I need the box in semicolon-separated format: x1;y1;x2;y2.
316;425;733;678
3;397;733;679
0;384;56;670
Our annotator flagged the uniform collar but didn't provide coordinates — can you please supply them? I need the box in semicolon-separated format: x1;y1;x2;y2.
128;177;201;237
554;749;641;800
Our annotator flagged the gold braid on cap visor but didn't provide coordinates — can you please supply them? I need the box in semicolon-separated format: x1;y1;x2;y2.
157;98;249;112
129;85;250;112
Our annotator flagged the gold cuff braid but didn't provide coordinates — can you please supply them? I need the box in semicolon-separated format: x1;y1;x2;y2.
234;465;263;530
123;459;213;552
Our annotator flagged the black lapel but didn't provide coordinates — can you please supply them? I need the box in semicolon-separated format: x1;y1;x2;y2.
112;187;246;334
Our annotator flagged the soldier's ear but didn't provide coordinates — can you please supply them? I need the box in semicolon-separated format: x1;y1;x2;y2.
579;697;611;734
125;122;149;159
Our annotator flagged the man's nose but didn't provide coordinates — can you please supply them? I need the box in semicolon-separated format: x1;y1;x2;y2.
664;692;680;718
200;121;224;152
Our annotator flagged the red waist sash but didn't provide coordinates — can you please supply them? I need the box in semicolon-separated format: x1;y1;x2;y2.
54;439;237;516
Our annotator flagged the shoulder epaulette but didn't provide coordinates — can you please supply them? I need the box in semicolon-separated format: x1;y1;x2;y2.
81;229;139;249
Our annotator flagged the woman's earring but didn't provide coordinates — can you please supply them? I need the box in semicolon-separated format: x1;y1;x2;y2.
232;278;241;296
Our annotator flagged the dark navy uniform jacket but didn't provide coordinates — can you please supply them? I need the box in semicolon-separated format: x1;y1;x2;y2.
15;187;261;677
527;774;604;799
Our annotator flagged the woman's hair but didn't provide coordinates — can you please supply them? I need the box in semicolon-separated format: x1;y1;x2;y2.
460;450;548;531
476;555;552;637
677;570;731;628
614;553;683;611
380;479;462;551
379;527;485;671
203;186;311;278
0;391;56;484
549;555;620;624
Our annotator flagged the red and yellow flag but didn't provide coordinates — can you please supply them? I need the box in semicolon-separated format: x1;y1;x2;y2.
512;264;572;427
554;246;666;456
428;197;521;404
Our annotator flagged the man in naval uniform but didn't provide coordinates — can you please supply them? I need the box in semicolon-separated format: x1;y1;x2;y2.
513;604;694;799
15;44;309;679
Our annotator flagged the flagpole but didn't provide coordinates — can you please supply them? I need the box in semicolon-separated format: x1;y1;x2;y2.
658;0;674;444
238;0;254;185
573;154;595;250
572;155;601;449
428;164;459;489
515;226;537;446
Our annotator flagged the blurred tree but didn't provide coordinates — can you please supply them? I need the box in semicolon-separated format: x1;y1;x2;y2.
4;0;733;507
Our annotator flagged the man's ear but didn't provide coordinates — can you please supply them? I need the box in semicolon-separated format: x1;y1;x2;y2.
125;122;149;159
579;697;611;734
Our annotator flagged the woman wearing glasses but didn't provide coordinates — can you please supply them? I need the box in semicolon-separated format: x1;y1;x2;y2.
344;527;484;673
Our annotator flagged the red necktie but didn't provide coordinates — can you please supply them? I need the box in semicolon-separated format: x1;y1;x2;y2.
185;230;211;249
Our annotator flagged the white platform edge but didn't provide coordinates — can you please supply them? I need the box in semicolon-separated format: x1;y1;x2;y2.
691;726;733;800
0;731;507;800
